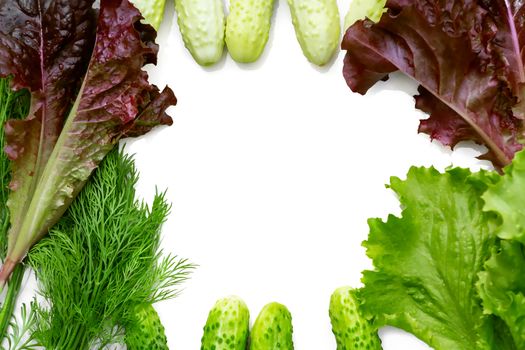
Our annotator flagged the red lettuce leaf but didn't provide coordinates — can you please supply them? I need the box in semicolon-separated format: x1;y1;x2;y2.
479;0;525;93
0;0;175;282
342;0;524;167
0;0;97;257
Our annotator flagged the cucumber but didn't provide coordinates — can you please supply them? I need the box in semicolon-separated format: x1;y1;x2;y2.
125;304;168;350
250;302;294;350
201;296;250;350
287;0;341;66
344;0;386;30
131;0;167;30
329;287;382;350
225;0;276;63
175;0;226;66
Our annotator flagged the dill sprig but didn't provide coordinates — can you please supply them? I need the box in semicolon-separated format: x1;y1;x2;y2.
4;304;39;350
29;148;194;350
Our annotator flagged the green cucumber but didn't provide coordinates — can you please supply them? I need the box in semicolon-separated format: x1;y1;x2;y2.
250;302;294;350
175;0;226;66
225;0;276;63
201;296;250;350
344;0;386;30
287;0;341;66
125;304;169;350
329;287;382;350
131;0;167;30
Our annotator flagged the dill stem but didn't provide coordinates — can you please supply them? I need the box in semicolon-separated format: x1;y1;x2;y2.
57;324;89;350
0;264;25;340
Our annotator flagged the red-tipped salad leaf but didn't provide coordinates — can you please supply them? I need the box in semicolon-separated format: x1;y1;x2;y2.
478;1;525;92
0;0;176;283
0;0;98;274
342;0;525;167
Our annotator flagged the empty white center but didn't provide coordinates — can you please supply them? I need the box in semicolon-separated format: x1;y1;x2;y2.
128;1;486;348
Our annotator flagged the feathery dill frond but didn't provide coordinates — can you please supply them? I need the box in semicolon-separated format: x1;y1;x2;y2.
4;304;39;350
29;148;194;350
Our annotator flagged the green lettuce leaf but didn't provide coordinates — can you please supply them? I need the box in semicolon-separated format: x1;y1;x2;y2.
478;149;525;347
361;167;503;350
478;241;525;349
482;150;525;242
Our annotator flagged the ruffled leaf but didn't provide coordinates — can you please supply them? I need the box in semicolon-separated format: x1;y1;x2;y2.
483;150;525;242
342;0;523;167
478;241;525;349
0;0;97;265
362;166;505;349
0;0;176;281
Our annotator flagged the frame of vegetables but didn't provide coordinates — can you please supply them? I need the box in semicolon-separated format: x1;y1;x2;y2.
3;0;525;349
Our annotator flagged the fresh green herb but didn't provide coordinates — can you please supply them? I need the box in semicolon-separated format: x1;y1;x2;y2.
4;304;39;350
28;149;193;349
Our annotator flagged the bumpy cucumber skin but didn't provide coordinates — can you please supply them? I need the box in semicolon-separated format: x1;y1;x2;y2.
201;296;250;350
344;0;386;29
125;304;169;350
131;0;167;30
287;0;341;66
175;0;225;66
329;287;382;350
250;302;294;350
226;0;275;63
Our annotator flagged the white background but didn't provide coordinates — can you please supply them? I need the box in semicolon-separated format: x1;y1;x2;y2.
21;0;493;349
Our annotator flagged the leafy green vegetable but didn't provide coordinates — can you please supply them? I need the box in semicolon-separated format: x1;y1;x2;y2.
477;150;525;348
342;0;525;167
344;0;386;29
483;150;525;243
125;304;168;350
29;149;193;349
0;78;34;346
131;0;167;30
0;0;176;284
0;79;29;260
4;304;39;350
478;241;525;349
361;167;504;350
